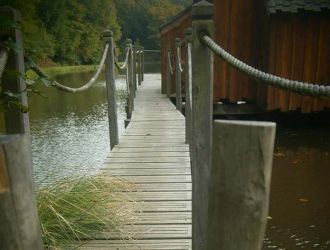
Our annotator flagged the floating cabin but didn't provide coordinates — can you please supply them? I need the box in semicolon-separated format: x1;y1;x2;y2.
160;0;330;113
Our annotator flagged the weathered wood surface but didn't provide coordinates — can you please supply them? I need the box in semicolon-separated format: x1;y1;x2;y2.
191;2;214;250
208;120;275;250
0;7;43;249
103;30;119;149
79;77;191;249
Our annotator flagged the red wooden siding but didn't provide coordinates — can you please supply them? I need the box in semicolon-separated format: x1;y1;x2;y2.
160;0;330;113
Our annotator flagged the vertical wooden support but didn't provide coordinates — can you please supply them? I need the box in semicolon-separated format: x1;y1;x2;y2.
175;38;182;112
103;30;119;150
138;47;142;86
0;7;43;249
1;8;29;134
208;120;276;250
133;44;137;96
166;47;171;98
184;28;193;145
141;47;145;82
126;39;134;120
191;1;214;250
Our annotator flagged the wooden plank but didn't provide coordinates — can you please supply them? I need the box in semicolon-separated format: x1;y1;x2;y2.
116;143;188;148
301;18;320;113
78;239;191;249
104;157;190;163
124;132;185;136
109;152;189;157
288;17;305;111
102;163;190;169
122;135;185;139
130;211;192;224
101;175;191;183
136;201;191;212
132;183;192;192
102;168;191;176
119;139;186;144
111;147;189;153
111;191;192;201
98;224;191;239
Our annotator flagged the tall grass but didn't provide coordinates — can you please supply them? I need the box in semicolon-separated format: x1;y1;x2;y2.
37;176;138;249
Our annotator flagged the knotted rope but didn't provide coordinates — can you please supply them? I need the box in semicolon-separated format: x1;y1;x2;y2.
201;35;330;98
28;44;109;93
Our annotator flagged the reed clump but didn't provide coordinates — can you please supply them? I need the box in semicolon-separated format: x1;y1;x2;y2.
37;176;138;249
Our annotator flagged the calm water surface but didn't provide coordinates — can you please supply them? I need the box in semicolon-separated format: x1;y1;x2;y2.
30;63;329;249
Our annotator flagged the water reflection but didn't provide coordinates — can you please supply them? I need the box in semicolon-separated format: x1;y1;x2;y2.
29;71;128;186
263;126;330;249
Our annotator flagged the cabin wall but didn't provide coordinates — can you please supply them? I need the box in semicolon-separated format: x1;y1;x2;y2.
265;14;330;113
161;12;192;94
160;1;330;113
213;0;264;103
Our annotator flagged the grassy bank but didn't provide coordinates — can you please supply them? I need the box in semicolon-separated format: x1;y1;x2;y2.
37;175;139;249
42;65;97;77
26;65;97;79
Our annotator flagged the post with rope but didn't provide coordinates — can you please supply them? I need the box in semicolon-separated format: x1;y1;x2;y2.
175;38;182;113
166;47;171;98
0;7;43;249
191;1;214;250
132;44;137;97
103;30;119;150
184;28;193;146
126;39;134;126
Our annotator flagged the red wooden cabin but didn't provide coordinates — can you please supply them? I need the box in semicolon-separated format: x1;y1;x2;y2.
160;0;330;113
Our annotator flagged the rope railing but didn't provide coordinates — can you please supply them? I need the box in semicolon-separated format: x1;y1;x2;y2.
115;45;131;71
28;44;109;93
0;49;9;79
167;50;174;75
176;46;184;73
187;42;192;111
144;49;161;53
200;34;330;98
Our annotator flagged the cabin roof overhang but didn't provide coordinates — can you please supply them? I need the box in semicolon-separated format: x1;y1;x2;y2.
160;5;192;35
265;0;330;14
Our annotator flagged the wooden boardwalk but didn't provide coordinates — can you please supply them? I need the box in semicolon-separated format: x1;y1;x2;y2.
80;78;192;249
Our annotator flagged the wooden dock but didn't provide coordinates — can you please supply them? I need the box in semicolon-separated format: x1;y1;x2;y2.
79;78;192;249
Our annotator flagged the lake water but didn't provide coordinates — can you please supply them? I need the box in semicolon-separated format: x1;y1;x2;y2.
29;63;329;249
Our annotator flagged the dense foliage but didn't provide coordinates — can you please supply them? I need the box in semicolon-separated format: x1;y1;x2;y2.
0;0;190;65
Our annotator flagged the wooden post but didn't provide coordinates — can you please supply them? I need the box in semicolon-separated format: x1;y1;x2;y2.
132;44;137;97
166;47;171;98
191;1;214;250
103;30;119;150
137;47;142;86
175;38;182;112
208;120;276;250
126;39;134;121
0;7;43;249
141;47;145;82
184;28;193;146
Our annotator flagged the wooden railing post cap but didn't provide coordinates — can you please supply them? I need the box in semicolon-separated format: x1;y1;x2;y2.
214;120;276;128
192;0;213;19
126;38;132;45
185;28;193;36
103;29;113;42
175;38;181;47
